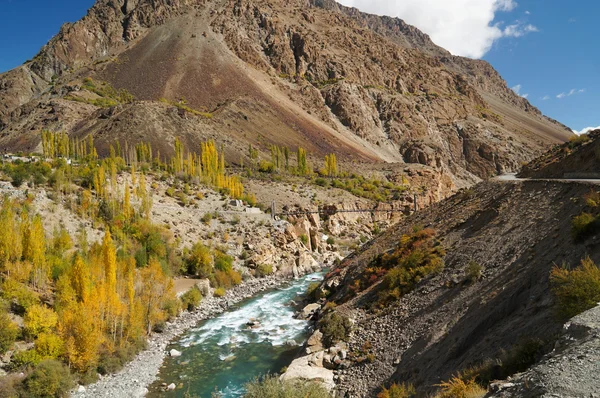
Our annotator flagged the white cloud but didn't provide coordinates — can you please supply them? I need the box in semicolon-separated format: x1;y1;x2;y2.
556;88;585;99
572;126;600;135
503;22;539;37
568;17;577;23
542;95;550;100
337;0;538;58
525;10;531;14
511;84;529;98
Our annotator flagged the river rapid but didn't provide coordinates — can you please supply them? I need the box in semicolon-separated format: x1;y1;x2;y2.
148;272;324;397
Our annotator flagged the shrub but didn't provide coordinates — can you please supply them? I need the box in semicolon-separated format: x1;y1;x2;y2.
465;261;483;284
551;257;600;318
0;308;18;354
376;228;445;306
306;282;321;300
181;286;202;311
0;373;25;398
435;376;486;398
320;312;352;347
326;237;335;245
213;269;242;289
299;234;309;245
378;383;415;398
584;190;600;208
258;160;276;173
186;242;213;277
201;212;213;225
1;279;40;311
571;212;598;240
24;305;58;338
256;264;273;277
10;349;42;369
214;287;226;297
21;360;74;398
214;252;234;272
34;333;64;360
244;375;331;398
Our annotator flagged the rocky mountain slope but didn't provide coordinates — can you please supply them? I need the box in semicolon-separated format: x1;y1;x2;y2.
520;129;600;178
0;0;572;197
306;178;600;396
489;303;600;398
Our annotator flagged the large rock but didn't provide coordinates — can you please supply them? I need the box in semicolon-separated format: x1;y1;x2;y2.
169;349;182;357
301;303;321;319
194;279;211;296
297;251;320;274
280;355;335;391
307;330;323;348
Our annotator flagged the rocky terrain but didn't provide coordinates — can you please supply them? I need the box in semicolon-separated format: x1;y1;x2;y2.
0;0;572;199
302;178;600;397
489;303;600;398
520;129;600;179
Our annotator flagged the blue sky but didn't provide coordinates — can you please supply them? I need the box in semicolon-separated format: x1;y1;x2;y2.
484;0;598;134
0;0;596;132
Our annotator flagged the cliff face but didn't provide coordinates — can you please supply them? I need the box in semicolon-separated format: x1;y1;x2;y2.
0;0;572;193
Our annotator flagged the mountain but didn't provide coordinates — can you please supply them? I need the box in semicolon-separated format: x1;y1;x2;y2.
302;177;600;396
519;129;600;178
0;0;572;198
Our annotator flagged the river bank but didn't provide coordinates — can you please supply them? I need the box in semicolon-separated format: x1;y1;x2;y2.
72;274;297;398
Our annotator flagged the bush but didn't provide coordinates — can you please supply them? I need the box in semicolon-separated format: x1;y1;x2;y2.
34;333;64;360
258;160;276;173
214;287;226;297
320;312;352;347
214;252;234;272
571;212;598;240
435;376;486;398
326;237;335;245
306;282;321;300
256;264;273;277
213;269;242;289
465;261;483;284
21;360;74;398
24;305;58;338
0;309;18;354
299;235;309;245
186;242;213;277
376;228;445;306
378;383;415;398
0;373;25;398
551;257;600;318
244;375;331;398
201;212;213;225
181;286;202;311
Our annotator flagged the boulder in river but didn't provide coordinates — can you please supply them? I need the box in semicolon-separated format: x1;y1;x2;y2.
169;349;182;357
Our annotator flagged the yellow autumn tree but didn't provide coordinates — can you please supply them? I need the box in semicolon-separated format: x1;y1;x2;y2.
139;257;176;335
0;198;22;270
23;216;48;289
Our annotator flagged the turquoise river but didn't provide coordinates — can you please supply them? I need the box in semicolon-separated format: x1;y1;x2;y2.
148;272;324;397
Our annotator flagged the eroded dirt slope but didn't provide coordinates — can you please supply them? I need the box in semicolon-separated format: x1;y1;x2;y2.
321;179;599;396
